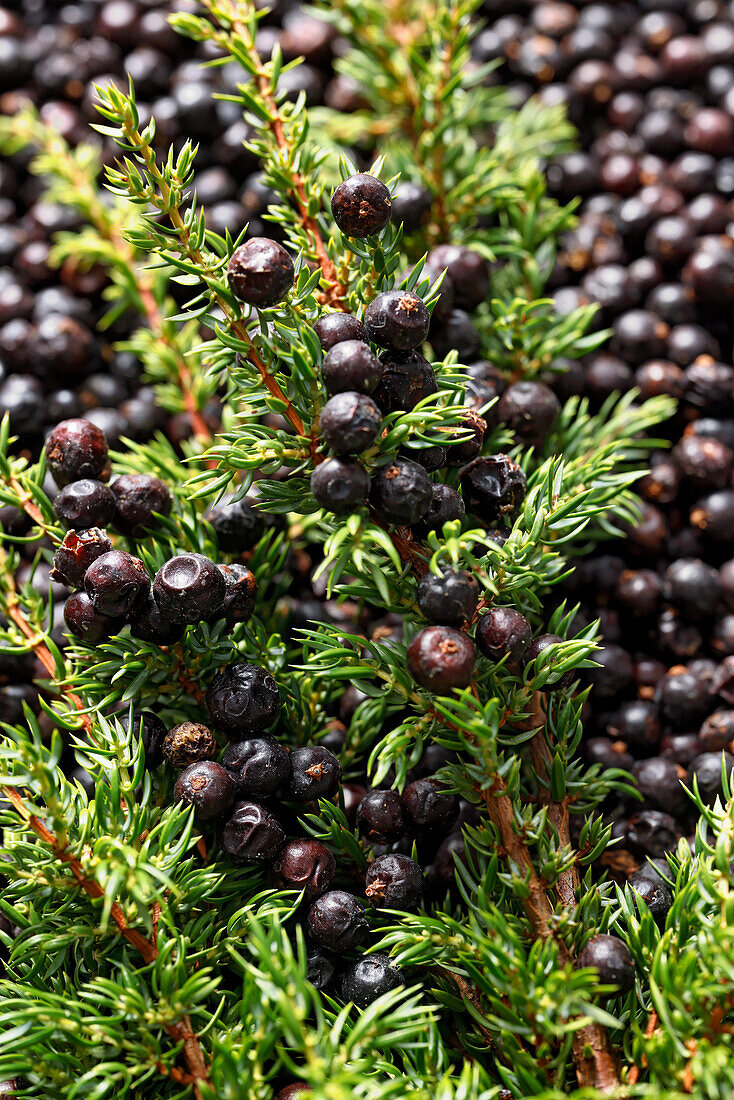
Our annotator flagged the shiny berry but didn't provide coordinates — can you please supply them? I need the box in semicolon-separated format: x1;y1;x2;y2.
427;245;489;310
575;934;635;993
287;745;342;802
321;340;382;396
314;313;367;351
153;553;226;625
205;662;280;737
475;607;532;666
174;760;235;821
45;418;110;488
403;778;458;830
307;889;369;950
390;182;432;230
84;549;148;617
222;736;290;797
311;457;369;515
319;392;381;455
626;811;679;859
522;634;573;692
372;350;437;413
460;455;527;527
53;479;116;530
370;458;432;525
691;491;734;543
407;625;475;692
204;496;264;553
63;591;123;643
688;751;734;805
628;871;672;924
331;174;391;237
163;722;217;768
414;484;465;536
220;800;286;862
50;528;112;588
218;563;257;626
496;382;561;444
365;853;423;909
306;949;334;991
417;568;478;625
227;238;294;307
111;474;173;538
128;590;185;645
272;838;336;900
341;954;404;1008
364;291;430;351
357;789;408;841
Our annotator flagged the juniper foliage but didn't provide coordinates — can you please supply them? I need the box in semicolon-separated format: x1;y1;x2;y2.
0;2;729;1099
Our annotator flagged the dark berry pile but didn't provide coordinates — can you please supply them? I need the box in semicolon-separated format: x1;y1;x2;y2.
472;0;734;904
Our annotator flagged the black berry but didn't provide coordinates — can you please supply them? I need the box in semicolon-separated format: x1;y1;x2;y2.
357;789;408;841
222;736;290;797
128;590;185;645
153;553;226;625
688;751;734;805
63;591;123;643
163;722;217;768
220;800;286;862
272;838;336;900
365;853;423;909
174;760;236;821
460;455;527;526
111;474;173;538
626;811;680;859
331;174;392;237
522;634;573;692
321;340;382;396
475;607;532;666
287;745;342;801
84;549;148;617
390;182;432;230
45;418;110;488
414;484;465;536
50;528;112;588
314;313;367;351
319;392;381;455
403;778;458;830
306;949;334;991
311;457;369;514
575;934;635;994
370;458;432;525
407;625;476;692
204;496;264;553
53;479;116;529
364;291;430;351
205;661;280;736
372;350;437;413
218;563;257;626
227;238;294;307
417;568;478;625
307;889;369;950
427;245;489;311
496;382;561;444
125;710;167;768
629;871;672;924
341;954;404;1008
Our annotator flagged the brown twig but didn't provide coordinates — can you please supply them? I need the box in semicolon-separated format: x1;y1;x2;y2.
627;1010;659;1086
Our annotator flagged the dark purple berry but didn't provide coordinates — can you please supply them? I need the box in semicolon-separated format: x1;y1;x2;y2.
84;549;148;617
111;474;173;538
163;722;217;768
460;455;527;527
63;591;123;643
417;568;478;625
626;811;680;858
496;382;561;444
287;745;342;802
313;313;367;351
575;934;635;993
222;736;290;797
370;458;432;525
414;484;465;535
45;418;110;488
403;777;458;830
365;853;423;909
406;626;475;693
357;789;408;841
218;563;257;626
390;182;432;230
427;245;489;310
628;871;672;924
321;340;382;396
311;457;369;514
128;590;185;645
50;528;112;588
227;238;294;307
125;710;167;768
220;800;286;862
307;889;368;951
372;350;437;413
319;392;381;455
272;838;336;900
53;479;116;530
331;174;392;237
174;760;235;821
364;290;430;351
475;607;532;666
341;954;404;1007
205;661;280;737
152;553;226;625
522;634;573;692
688;751;734;805
204;496;264;553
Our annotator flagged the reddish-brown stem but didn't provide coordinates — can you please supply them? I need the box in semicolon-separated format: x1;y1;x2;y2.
627;1011;659;1085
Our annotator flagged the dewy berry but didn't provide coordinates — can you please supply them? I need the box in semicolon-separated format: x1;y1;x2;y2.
460;454;528;526
272;838;336;901
227;237;294;307
330;173;392;237
372;350;437;413
341;954;404;1008
63;590;123;644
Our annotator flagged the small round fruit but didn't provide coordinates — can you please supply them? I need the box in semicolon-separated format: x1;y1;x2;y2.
341;954;404;1008
427;245;489;311
319;392;381;455
414;484;465;536
331;174;392;237
45;418;110;487
475;607;532;666
306;949;334;991
63;591;123;643
522;634;573;692
204;496;264;553
406;626;476;692
128;590;185;645
153;553;226;625
403;778;458;829
272;838;336;900
227;237;294;307
628;871;672;925
417;568;478;625
390;181;432;230
313;313;367;351
50;528;112;588
84;550;148;617
205;661;280;736
311;457;369;514
321;340;382;395
111;474;173;538
163;722;217;768
218;563;257;626
688;751;734;805
124;710;167;768
365;853;423;909
370;458;432;525
220;800;286;862
174;760;236;821
53;479;116;529
372;350;437;413
575;934;635;994
287;745;342;801
307;889;369;950
460;455;527;527
496;381;561;444
222;736;290;797
356;789;408;841
364;290;430;351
